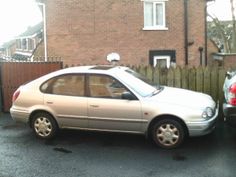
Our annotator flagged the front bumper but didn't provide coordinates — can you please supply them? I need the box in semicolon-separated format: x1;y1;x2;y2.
187;105;219;137
10;107;30;123
223;103;236;126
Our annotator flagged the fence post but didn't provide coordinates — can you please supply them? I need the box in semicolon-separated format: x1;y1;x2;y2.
203;67;211;95
159;68;168;86
153;67;160;85
210;67;219;101
218;68;227;116
181;67;189;89
174;67;181;88
167;68;174;87
146;66;153;82
196;67;204;93
188;68;196;91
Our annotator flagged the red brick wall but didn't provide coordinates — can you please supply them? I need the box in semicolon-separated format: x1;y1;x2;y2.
223;55;236;68
188;0;206;66
44;0;206;66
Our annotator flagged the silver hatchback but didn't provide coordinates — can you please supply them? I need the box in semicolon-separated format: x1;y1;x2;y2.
10;65;218;149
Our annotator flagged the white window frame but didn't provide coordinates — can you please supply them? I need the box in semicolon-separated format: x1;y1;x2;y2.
142;0;168;30
21;38;27;51
153;56;170;68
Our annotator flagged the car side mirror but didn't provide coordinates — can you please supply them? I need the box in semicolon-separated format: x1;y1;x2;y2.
121;92;136;100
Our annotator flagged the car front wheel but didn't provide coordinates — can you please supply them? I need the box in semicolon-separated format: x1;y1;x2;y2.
152;119;185;149
31;112;58;139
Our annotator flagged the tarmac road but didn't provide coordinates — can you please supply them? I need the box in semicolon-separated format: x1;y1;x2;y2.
0;113;236;177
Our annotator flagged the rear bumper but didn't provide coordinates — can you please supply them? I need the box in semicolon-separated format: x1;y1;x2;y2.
223;103;236;126
187;107;219;137
10;107;30;123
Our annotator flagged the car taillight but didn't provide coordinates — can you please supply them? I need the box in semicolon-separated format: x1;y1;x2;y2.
228;83;236;106
12;90;20;103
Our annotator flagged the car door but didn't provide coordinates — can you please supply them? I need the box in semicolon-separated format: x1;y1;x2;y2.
41;74;88;128
87;74;143;132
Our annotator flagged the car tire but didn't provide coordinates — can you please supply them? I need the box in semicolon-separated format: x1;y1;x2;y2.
31;112;58;139
152;119;185;149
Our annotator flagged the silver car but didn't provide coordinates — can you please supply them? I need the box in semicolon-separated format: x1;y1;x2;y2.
10;65;218;149
223;71;236;126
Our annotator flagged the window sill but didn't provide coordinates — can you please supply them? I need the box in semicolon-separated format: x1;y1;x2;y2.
143;27;168;31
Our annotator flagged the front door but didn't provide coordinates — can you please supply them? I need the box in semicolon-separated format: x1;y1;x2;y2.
87;74;142;132
153;55;171;68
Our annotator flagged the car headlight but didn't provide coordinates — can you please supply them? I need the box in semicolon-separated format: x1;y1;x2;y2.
202;107;214;119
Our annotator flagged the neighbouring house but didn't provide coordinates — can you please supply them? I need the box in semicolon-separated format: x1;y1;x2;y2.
0;40;16;60
13;22;43;61
36;0;213;67
212;53;236;68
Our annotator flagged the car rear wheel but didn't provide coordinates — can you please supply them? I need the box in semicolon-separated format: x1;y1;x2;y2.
31;112;58;139
152;119;185;149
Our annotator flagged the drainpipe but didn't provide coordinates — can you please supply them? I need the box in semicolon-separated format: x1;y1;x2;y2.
204;1;208;66
184;0;188;65
37;2;48;62
199;46;204;66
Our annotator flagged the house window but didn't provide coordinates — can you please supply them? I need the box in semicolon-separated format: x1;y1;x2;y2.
16;39;21;49
28;39;34;51
22;39;27;50
143;0;168;30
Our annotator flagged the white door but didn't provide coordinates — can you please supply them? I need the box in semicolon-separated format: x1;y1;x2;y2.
153;55;171;68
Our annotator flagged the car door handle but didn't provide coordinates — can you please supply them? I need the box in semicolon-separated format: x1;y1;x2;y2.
90;105;99;108
46;101;53;104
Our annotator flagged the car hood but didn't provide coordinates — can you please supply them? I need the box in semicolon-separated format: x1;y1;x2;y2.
149;86;215;109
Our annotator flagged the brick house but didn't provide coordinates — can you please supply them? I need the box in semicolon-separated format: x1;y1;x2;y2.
37;0;211;67
0;22;43;61
0;40;16;60
14;22;43;61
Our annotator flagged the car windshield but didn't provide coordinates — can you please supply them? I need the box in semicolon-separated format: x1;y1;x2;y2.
125;69;153;85
117;69;161;97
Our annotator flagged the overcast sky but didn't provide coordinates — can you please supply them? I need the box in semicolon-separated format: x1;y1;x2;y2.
0;0;235;46
0;0;42;45
207;0;235;20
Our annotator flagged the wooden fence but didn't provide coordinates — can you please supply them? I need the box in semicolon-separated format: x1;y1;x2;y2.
0;61;63;112
0;61;229;114
132;66;228;113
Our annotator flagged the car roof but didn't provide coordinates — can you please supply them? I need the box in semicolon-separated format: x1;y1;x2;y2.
55;65;129;75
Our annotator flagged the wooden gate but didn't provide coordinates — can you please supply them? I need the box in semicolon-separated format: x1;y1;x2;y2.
0;61;63;112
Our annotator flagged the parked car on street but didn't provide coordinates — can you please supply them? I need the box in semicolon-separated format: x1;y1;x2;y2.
10;65;218;149
223;71;236;126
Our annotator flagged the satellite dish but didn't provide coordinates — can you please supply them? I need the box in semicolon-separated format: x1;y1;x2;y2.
107;53;120;65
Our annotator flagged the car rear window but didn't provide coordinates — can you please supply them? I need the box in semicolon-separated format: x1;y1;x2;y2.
41;74;85;96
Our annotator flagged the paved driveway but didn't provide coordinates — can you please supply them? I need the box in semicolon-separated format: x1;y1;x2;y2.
0;113;236;177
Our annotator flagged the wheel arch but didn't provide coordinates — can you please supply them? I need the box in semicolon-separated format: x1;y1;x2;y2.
29;110;59;128
147;114;189;139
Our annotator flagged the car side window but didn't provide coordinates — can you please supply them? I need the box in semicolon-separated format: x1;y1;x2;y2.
41;74;85;96
89;75;128;99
